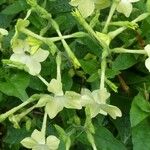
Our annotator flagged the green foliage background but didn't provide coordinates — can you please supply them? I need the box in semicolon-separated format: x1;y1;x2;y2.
0;0;150;149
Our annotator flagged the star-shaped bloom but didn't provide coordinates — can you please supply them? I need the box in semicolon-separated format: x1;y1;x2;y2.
145;44;150;72
81;88;122;119
116;0;140;17
39;79;82;119
21;129;60;150
69;0;110;18
10;39;49;76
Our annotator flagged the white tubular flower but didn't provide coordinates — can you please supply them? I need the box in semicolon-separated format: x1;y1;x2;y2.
21;129;60;150
45;79;82;119
69;0;110;18
10;39;49;76
116;0;140;17
81;88;122;119
145;44;150;72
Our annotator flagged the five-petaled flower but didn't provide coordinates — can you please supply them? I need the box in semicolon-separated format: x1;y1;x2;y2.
39;79;82;119
10;39;49;76
116;0;140;17
21;129;60;150
81;88;122;119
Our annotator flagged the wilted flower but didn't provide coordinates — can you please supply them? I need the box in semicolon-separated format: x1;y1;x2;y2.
21;129;60;150
81;88;122;119
10;39;49;75
116;0;140;17
69;0;110;18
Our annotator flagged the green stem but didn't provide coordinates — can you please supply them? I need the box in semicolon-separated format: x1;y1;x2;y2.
18;105;36;119
0;94;40;122
72;10;108;50
37;75;49;86
56;52;62;82
108;13;150;40
112;48;146;54
56;28;81;68
102;0;118;33
41;112;47;137
100;57;107;90
22;28;85;42
108;27;126;40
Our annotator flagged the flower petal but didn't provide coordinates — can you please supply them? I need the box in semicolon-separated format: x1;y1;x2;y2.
145;57;150;72
46;135;60;150
78;0;95;18
12;39;30;54
88;104;107;118
129;0;139;2
144;44;150;57
26;58;41;75
21;137;37;149
10;53;29;63
69;0;80;6
33;144;49;150
81;88;94;106
45;98;64;119
116;0;133;17
94;0;111;10
47;79;63;96
36;95;51;108
0;28;8;35
31;129;45;144
32;48;49;62
64;91;82;109
100;104;122;119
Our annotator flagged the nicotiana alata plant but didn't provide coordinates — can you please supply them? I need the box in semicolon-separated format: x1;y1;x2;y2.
0;0;150;149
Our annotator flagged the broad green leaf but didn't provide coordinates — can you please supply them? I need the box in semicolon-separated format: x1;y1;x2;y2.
80;59;98;74
0;72;29;101
94;126;126;150
4;126;30;148
130;93;150;127
1;0;28;15
112;54;138;71
0;14;12;28
147;0;150;12
132;118;150;150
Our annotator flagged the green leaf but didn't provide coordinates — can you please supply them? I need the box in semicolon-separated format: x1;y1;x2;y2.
1;0;28;15
4;126;30;148
132;118;150;150
130;93;150;127
94;126;126;150
112;54;138;71
80;59;98;75
0;72;29;101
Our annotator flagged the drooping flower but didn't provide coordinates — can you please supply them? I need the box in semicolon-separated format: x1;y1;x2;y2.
69;0;110;18
10;39;49;75
144;44;150;72
116;0;140;17
81;88;122;119
21;129;60;150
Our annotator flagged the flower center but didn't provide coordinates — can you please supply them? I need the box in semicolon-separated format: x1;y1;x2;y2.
24;51;31;55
